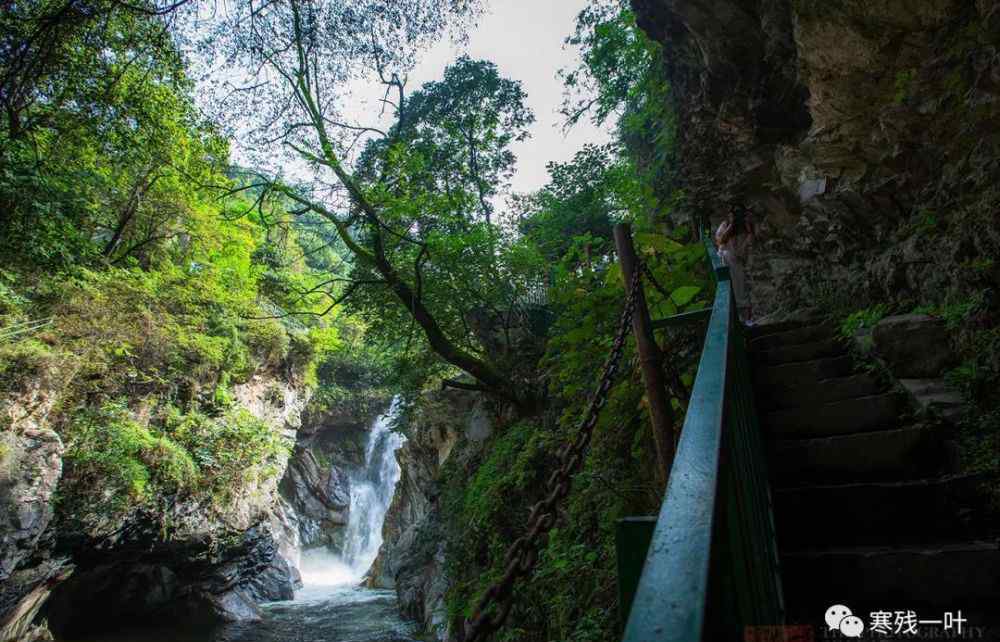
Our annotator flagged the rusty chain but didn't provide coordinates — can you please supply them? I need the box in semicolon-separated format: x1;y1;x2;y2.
639;260;694;404
639;260;671;302
463;265;643;642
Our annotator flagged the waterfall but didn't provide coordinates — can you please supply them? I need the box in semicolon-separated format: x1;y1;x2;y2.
298;399;405;590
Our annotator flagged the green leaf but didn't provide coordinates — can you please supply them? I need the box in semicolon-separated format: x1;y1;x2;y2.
670;285;701;307
635;232;683;253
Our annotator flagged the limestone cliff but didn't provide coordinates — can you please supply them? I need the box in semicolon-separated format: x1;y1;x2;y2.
632;0;1000;319
367;390;495;641
0;373;310;640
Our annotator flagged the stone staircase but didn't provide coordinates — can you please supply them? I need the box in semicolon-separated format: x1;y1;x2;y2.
749;320;1000;637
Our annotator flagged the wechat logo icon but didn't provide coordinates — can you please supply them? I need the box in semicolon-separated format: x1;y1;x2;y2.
825;604;865;638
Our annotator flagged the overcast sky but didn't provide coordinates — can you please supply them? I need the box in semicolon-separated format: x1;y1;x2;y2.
342;0;613;198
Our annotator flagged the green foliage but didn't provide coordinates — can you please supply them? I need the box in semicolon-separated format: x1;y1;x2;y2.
0;338;57;390
560;0;676;200
912;292;984;329
437;4;698;638
164;406;291;499
308;318;394;418
0;4;393;534
561;1;660;129
64;401;198;515
61;397;292;520
0;7;225;271
840;304;890;338
894;68;917;104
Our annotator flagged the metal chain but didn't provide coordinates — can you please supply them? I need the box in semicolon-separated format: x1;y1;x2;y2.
639;261;671;302
463;266;643;642
638;261;693;405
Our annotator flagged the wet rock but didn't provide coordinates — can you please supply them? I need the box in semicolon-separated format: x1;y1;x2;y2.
0;560;71;642
280;447;351;549
872;314;956;378
197;587;262;622
0;429;63;582
0;429;68;640
368;390;494;640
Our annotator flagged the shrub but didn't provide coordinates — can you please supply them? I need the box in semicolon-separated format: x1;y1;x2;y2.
165;406;291;499
63;401;198;516
0;338;58;390
840;303;890;338
243;318;289;368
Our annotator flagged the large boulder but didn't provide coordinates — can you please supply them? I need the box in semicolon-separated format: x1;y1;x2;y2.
872;314;957;378
280;447;351;548
16;375;310;640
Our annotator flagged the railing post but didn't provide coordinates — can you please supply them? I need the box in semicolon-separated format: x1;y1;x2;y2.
613;223;675;484
615;516;656;631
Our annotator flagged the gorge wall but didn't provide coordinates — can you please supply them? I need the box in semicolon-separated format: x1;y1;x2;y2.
367;390;495;640
0;354;390;641
0;372;309;641
632;0;1000;320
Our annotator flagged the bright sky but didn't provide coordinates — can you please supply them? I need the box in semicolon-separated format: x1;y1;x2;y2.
343;0;612;197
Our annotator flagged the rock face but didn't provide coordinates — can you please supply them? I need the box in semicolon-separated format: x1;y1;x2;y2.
367;390;494;641
872;314;956;378
0;429;63;582
631;0;1000;319
280;447;352;549
279;395;389;553
0;429;66;642
0;374;310;640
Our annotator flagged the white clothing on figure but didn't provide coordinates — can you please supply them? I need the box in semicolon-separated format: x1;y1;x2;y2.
715;220;751;311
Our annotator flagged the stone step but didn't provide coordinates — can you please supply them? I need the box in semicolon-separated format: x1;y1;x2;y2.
749;323;838;352
751;337;847;367
753;355;854;392
763;393;901;438
755;373;883;411
769;424;946;484
747;318;828;340
780;541;1000;629
901;378;967;423
773;474;1000;548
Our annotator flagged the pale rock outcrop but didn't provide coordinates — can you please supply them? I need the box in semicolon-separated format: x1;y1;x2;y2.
367;390;495;641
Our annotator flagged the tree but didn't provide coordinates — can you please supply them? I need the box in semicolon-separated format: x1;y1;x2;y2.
198;0;547;408
0;0;191;139
0;1;224;269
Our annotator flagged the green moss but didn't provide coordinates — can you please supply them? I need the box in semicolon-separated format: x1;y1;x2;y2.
840;303;889;338
894;68;917;104
439;375;661;641
64;401;198;514
0;338;58;389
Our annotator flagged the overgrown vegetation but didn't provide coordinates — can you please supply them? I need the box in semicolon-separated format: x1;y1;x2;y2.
0;1;393;531
12;0;997;639
435;2;709;638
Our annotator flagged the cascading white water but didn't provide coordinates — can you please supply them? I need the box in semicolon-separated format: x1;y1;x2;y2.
298;399;405;592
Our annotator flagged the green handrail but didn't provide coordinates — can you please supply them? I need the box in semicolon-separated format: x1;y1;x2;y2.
619;237;784;641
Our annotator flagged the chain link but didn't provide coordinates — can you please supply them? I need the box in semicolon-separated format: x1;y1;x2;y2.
639;260;693;404
463;266;643;642
639;261;671;302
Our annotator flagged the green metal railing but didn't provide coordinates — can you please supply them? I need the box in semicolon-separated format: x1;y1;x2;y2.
617;238;784;641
